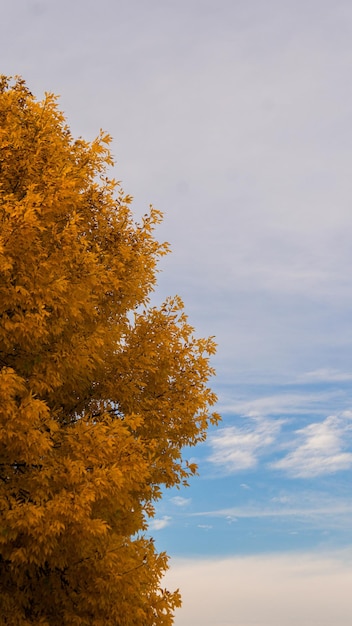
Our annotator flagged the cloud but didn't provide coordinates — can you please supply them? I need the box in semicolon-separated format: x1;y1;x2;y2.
300;368;352;382
271;413;352;477
170;496;191;507
149;516;172;531
218;389;342;417
208;389;352;478
164;550;352;626
271;495;290;504
190;499;352;529
208;417;283;472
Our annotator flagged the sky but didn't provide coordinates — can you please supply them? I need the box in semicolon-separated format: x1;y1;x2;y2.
2;1;352;624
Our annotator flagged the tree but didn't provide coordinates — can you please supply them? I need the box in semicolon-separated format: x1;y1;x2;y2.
0;76;219;625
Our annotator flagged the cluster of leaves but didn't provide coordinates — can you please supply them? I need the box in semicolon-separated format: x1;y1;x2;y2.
0;76;219;625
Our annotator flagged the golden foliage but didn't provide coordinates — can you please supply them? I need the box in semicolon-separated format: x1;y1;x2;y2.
0;76;220;625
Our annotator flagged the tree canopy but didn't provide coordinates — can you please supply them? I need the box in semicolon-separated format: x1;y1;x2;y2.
0;76;219;625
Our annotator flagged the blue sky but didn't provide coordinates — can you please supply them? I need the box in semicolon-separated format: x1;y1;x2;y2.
3;1;352;624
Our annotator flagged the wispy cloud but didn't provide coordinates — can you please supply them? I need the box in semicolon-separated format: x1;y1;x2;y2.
149;516;172;531
218;390;343;417
208;417;283;472
300;368;352;383
169;496;191;507
271;412;352;477
190;498;352;530
208;410;352;478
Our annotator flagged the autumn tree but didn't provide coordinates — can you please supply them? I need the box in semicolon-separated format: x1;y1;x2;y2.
0;76;219;625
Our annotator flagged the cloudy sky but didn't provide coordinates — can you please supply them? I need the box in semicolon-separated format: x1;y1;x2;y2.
3;1;352;624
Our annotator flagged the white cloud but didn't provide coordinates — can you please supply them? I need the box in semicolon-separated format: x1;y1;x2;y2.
218;390;342;417
271;495;290;504
208;417;283;472
300;368;352;382
164;550;352;626
271;413;352;477
190;499;352;530
170;496;191;507
208;390;352;478
149;516;172;531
